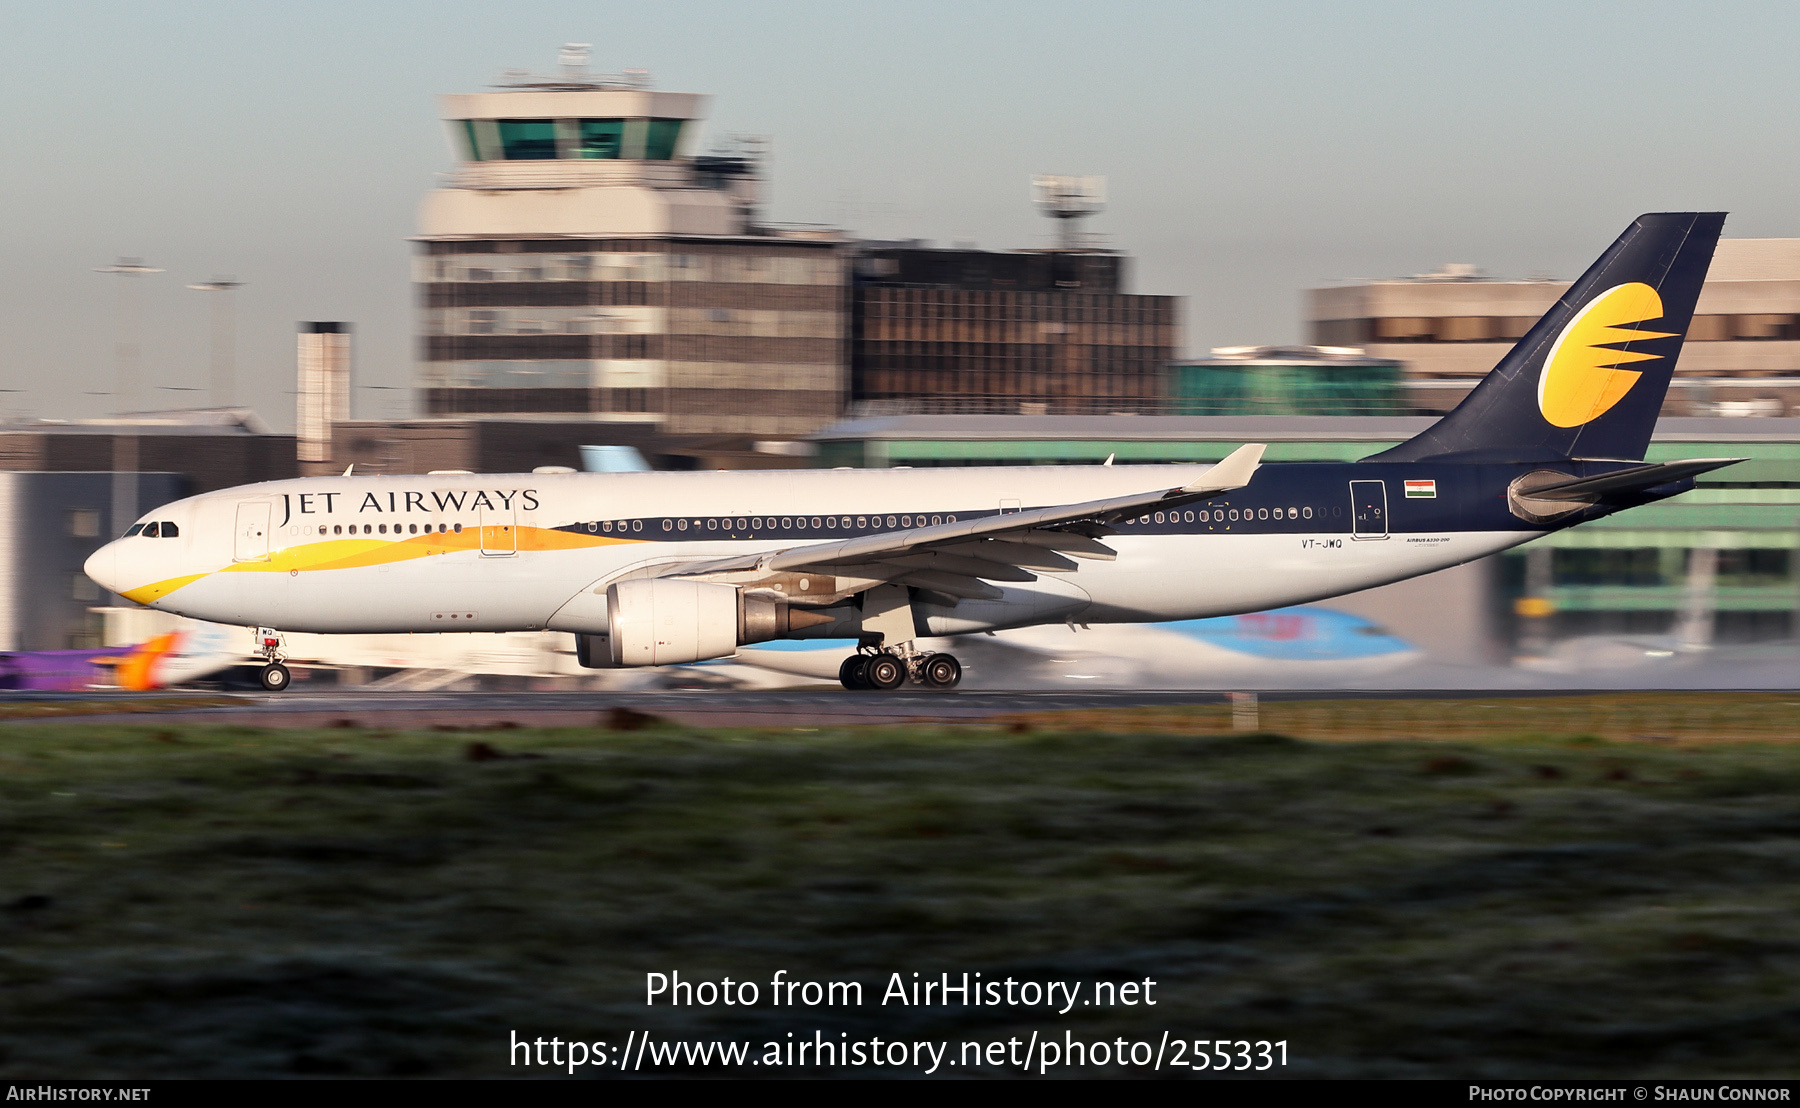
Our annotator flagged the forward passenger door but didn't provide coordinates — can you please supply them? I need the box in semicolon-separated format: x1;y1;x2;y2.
234;502;270;562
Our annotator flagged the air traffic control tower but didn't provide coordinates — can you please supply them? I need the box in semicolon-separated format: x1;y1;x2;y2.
415;47;846;436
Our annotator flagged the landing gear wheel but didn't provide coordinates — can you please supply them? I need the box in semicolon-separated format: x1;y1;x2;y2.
864;653;906;691
921;653;962;689
259;663;291;692
838;655;871;691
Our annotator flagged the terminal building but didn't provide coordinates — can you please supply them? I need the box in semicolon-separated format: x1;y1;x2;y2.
0;410;295;494
414;49;847;437
1307;240;1800;415
850;243;1180;415
0;410;295;647
0;472;183;651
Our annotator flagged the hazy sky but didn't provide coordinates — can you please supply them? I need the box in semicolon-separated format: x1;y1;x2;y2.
3;0;1797;429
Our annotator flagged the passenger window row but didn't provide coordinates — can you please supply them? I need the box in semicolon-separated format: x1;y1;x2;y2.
125;522;179;538
1128;506;1320;525
316;523;460;536
654;513;957;534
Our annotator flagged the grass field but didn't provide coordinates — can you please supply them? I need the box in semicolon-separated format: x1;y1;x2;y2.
3;699;1799;1078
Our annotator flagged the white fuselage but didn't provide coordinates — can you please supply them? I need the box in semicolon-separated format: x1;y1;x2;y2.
86;466;1531;639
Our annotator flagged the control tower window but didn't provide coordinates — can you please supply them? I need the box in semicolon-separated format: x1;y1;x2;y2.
497;119;558;160
578;119;625;159
643;119;684;160
458;121;485;161
462;117;687;161
574;118;682;160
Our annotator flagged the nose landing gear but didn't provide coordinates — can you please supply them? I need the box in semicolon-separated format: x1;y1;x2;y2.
837;644;962;691
252;626;291;693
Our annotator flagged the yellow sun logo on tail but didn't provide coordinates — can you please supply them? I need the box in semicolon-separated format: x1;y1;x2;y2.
1537;282;1677;428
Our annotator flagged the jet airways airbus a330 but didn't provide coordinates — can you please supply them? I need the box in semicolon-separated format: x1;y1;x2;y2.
85;213;1740;692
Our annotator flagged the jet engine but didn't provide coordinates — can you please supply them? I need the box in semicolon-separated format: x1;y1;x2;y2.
598;579;835;667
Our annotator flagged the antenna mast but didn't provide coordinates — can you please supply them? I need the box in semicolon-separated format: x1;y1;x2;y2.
1031;175;1106;251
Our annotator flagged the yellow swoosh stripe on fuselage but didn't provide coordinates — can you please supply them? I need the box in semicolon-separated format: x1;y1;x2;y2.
120;574;210;606
119;527;639;604
223;525;629;574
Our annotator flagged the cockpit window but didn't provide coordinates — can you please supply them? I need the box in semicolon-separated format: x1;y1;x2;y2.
159;522;179;538
141;522;160;538
124;524;145;537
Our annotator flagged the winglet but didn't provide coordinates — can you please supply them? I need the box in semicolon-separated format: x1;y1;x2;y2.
1182;443;1265;494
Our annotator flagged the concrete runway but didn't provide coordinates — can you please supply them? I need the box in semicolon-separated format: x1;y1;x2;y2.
5;684;1751;730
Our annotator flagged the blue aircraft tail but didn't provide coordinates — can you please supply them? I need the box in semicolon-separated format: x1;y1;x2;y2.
1371;212;1725;464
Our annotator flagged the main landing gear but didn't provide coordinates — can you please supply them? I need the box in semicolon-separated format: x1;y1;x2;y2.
252;626;291;693
838;645;962;691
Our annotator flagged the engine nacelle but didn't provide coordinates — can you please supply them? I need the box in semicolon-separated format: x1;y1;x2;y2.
606;579;740;666
602;580;838;666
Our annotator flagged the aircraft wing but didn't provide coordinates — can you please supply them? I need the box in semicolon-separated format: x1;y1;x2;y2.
662;444;1265;602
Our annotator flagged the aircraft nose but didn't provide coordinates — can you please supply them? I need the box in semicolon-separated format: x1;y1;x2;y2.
83;541;119;595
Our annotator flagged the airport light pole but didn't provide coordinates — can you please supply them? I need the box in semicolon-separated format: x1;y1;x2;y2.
95;258;162;542
187;278;244;409
96;258;162;416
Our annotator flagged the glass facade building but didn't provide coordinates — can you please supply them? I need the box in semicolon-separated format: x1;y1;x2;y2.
1170;348;1405;416
850;248;1179;414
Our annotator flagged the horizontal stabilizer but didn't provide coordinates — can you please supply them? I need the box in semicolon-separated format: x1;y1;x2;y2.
1527;458;1745;501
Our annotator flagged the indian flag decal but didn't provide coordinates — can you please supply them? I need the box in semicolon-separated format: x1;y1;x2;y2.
1404;480;1436;499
